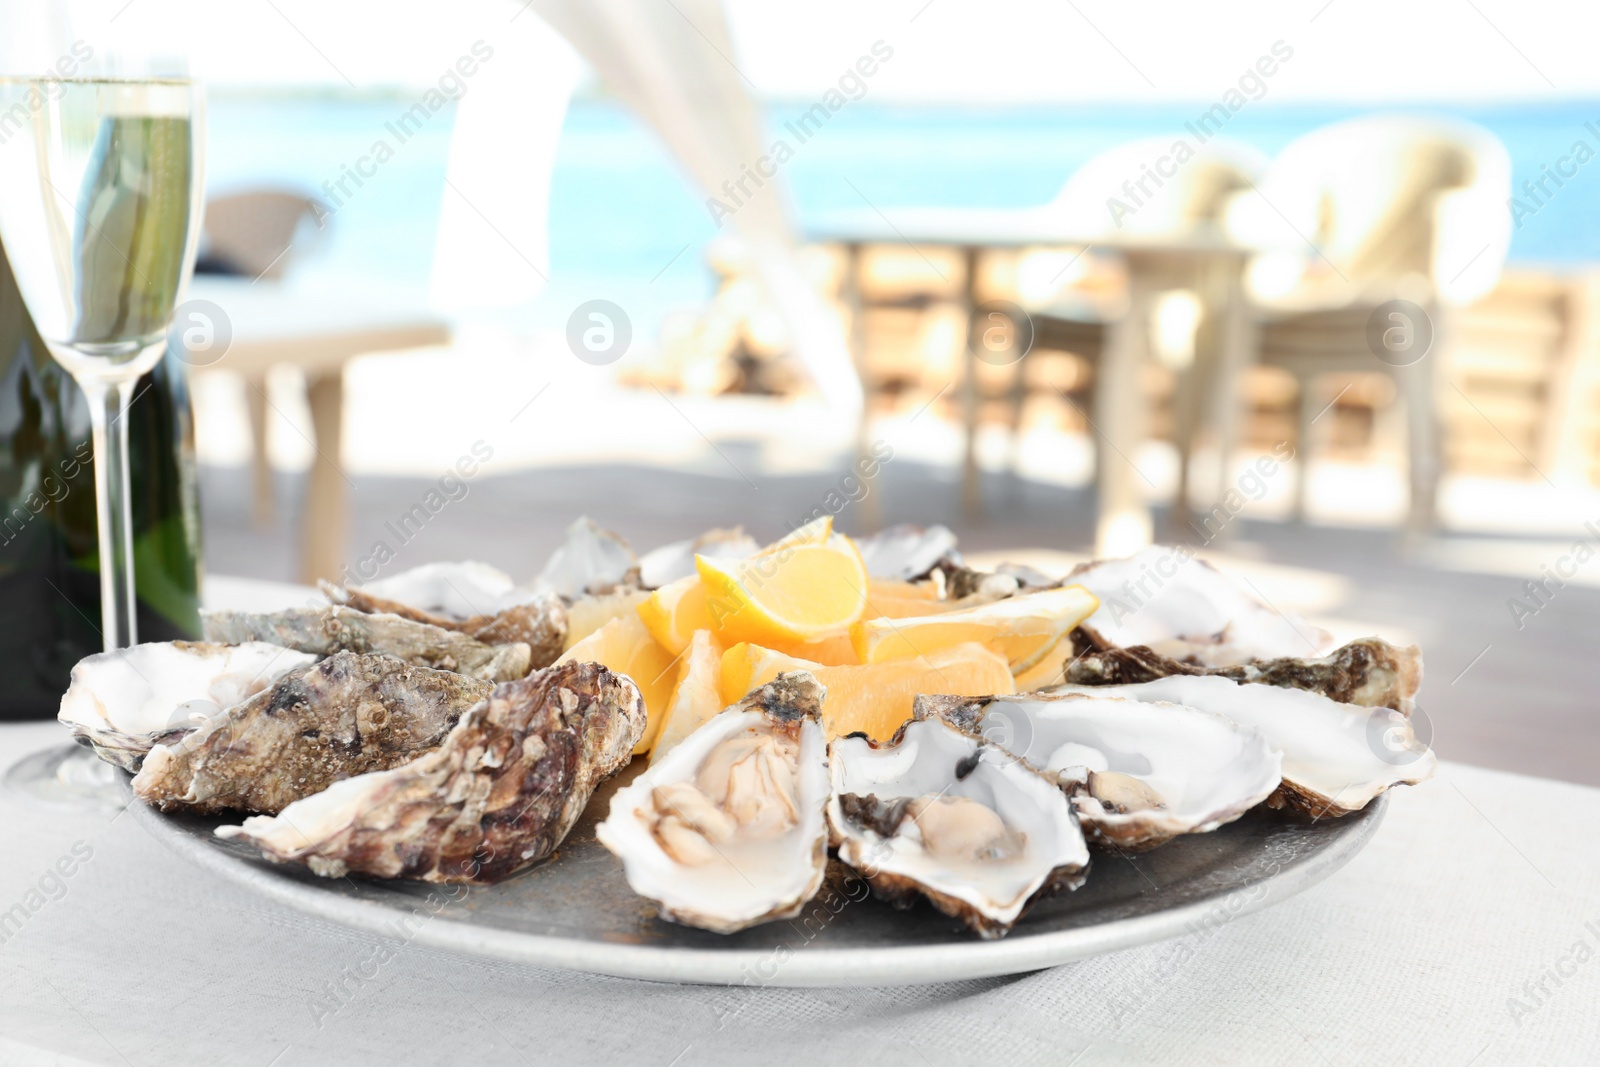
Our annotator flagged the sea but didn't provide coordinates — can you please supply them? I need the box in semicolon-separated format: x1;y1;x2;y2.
206;95;1600;331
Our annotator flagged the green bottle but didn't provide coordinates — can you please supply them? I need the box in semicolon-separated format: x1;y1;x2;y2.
0;235;203;719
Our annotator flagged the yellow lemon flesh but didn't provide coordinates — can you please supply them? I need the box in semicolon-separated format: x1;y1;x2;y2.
696;534;869;647
851;585;1100;673
721;640;1014;742
648;629;724;763
557;612;679;754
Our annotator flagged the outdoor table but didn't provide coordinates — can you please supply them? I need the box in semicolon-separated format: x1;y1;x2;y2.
809;209;1254;557
3;577;1596;1064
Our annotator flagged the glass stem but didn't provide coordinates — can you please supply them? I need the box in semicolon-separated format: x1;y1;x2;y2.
80;373;140;652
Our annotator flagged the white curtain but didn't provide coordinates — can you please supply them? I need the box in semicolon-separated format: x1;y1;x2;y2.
526;0;863;420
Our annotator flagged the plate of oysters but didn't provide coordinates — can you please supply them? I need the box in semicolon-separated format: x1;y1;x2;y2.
62;517;1434;986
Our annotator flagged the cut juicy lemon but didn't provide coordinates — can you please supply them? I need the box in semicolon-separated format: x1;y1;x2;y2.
696;533;869;645
637;575;712;656
868;578;941;601
852;585;1100;673
1011;638;1070;691
649;629;724;763
557;612;679;754
761;515;832;554
564;588;652;651
721;640;1014;741
719;642;822;707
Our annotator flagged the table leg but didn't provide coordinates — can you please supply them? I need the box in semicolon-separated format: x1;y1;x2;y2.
961;246;982;516
246;374;274;527
299;371;348;586
1205;252;1255;544
1095;272;1153;557
844;242;883;532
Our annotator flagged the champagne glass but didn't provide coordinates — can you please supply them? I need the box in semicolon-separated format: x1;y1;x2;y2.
0;73;204;652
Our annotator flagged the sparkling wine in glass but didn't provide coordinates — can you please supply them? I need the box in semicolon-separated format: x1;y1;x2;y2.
0;77;204;651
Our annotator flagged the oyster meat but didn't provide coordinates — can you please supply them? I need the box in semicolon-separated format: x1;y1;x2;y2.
828;714;1090;939
535;517;640;599
920;691;1281;850
637;526;759;589
203;605;531;682
1049;675;1436;817
1064;636;1423;713
134;652;491;814
217;661;645;883
1066;546;1334;666
58;641;317;771
326;560;566;669
597;672;830;934
854;524;959;582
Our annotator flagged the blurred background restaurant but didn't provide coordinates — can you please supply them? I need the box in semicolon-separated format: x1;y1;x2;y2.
20;1;1600;781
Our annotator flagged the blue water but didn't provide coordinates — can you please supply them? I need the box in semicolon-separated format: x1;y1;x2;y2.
206;95;1600;323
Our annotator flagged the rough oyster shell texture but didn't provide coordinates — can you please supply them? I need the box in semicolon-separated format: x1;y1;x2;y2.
217;661;645;884
133;652;491;814
596;672;831;934
1062;636;1423;712
203;605;532;682
58;641;318;772
323;561;567;669
828;714;1090;939
917;691;1282;851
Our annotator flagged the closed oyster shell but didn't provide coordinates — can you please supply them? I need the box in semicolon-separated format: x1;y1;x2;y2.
919;691;1281;850
217;661;645;884
58;641;317;772
203;605;531;682
828;714;1090;939
1063;636;1423;713
324;561;566;669
597;672;830;934
133;652;491;814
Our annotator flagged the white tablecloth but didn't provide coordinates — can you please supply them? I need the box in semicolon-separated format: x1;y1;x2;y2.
1;720;1595;1066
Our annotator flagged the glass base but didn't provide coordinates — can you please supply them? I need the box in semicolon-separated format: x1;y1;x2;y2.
3;742;124;812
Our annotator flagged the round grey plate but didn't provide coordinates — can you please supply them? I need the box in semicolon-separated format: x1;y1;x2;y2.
126;768;1385;987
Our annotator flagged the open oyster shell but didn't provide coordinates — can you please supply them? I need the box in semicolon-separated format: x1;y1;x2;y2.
597;672;830;934
637;526;758;589
203;606;531;682
828;714;1090;939
535;517;640;599
133;652;491;814
854;524;960;582
918;691;1282;850
324;561;566;669
217;661;645;884
58;641;317;772
1066;546;1334;666
1048;675;1436;817
1063;636;1423;713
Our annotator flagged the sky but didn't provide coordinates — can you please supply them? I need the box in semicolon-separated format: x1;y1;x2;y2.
36;0;1600;104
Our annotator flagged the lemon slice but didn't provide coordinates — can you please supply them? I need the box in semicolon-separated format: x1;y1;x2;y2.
722;640;1014;741
557;612;680;754
852;585;1100;673
696;533;869;645
648;629;724;763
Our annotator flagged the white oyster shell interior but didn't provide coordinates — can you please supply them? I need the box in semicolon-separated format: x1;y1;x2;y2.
597;706;829;933
59;641;315;738
535;517;638;600
853;524;959;581
974;693;1282;841
1069;546;1333;665
829;718;1089;927
356;560;530;619
638;527;758;589
1052;675;1435;813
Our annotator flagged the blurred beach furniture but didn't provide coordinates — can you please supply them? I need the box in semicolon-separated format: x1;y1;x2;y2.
1225;116;1513;533
808;138;1268;555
